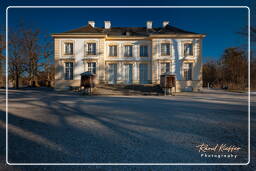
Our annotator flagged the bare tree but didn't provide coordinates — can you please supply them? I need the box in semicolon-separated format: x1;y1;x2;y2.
203;59;218;87
221;47;248;89
203;48;248;90
21;27;41;87
8;31;26;89
8;23;55;88
41;35;54;87
238;26;256;89
0;28;5;87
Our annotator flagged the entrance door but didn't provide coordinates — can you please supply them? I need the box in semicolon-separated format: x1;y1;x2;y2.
108;64;117;84
139;63;148;84
124;64;133;84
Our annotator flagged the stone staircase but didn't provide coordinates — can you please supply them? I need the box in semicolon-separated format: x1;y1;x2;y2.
93;84;164;96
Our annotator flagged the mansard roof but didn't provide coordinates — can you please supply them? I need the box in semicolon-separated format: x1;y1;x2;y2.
57;24;202;36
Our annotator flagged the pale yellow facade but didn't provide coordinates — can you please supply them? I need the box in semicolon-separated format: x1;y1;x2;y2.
52;22;205;92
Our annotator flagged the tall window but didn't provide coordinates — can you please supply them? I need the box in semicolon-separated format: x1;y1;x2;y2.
140;45;148;57
161;43;170;56
184;43;193;56
124;45;133;57
161;63;171;74
64;43;73;55
65;62;73;80
183;63;192;80
87;43;96;55
109;45;117;56
88;62;96;74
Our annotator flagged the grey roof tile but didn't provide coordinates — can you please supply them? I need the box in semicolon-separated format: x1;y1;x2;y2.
61;24;199;36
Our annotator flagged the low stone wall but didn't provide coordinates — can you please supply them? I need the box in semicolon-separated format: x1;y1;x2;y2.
55;80;80;91
175;80;202;92
55;79;202;92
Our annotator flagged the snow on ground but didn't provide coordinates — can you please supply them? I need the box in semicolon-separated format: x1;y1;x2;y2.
0;88;255;170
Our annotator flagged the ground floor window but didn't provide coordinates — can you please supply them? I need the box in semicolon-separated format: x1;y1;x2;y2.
65;62;73;80
139;63;149;84
161;63;171;74
88;62;96;74
108;63;117;84
183;63;192;80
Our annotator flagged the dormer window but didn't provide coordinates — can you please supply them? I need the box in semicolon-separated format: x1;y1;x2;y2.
64;43;73;55
125;31;131;36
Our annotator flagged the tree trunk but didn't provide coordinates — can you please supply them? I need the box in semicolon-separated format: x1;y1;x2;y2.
15;73;19;89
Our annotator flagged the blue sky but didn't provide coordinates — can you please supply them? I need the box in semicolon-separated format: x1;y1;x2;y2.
1;0;255;62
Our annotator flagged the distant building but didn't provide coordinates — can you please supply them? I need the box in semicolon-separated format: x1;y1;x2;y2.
52;21;206;92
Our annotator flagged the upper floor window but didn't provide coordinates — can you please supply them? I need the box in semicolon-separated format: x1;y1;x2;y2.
109;45;117;57
64;43;73;55
161;63;171;74
161;43;171;56
87;43;96;55
140;45;148;57
124;45;133;57
183;63;192;80
88;62;96;74
65;62;73;80
184;43;193;56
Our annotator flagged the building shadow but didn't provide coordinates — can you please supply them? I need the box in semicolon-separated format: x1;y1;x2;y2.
0;89;250;166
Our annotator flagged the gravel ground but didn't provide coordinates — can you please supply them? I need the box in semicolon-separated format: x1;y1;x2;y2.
0;88;255;170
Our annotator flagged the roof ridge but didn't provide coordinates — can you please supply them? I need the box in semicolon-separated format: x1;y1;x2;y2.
60;24;200;35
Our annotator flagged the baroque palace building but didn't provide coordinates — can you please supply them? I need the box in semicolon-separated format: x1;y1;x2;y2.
52;21;206;92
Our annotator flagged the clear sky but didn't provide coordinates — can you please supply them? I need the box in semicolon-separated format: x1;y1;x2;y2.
1;0;255;62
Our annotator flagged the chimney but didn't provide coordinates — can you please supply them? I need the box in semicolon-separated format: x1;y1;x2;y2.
162;21;169;27
104;21;111;29
88;21;95;28
146;21;152;29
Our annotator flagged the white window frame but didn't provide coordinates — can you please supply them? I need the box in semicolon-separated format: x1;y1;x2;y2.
87;43;96;55
183;63;193;80
88;62;96;74
184;43;193;57
109;45;118;57
161;43;171;56
124;45;133;57
64;43;73;55
160;62;171;74
140;45;148;57
65;62;73;80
